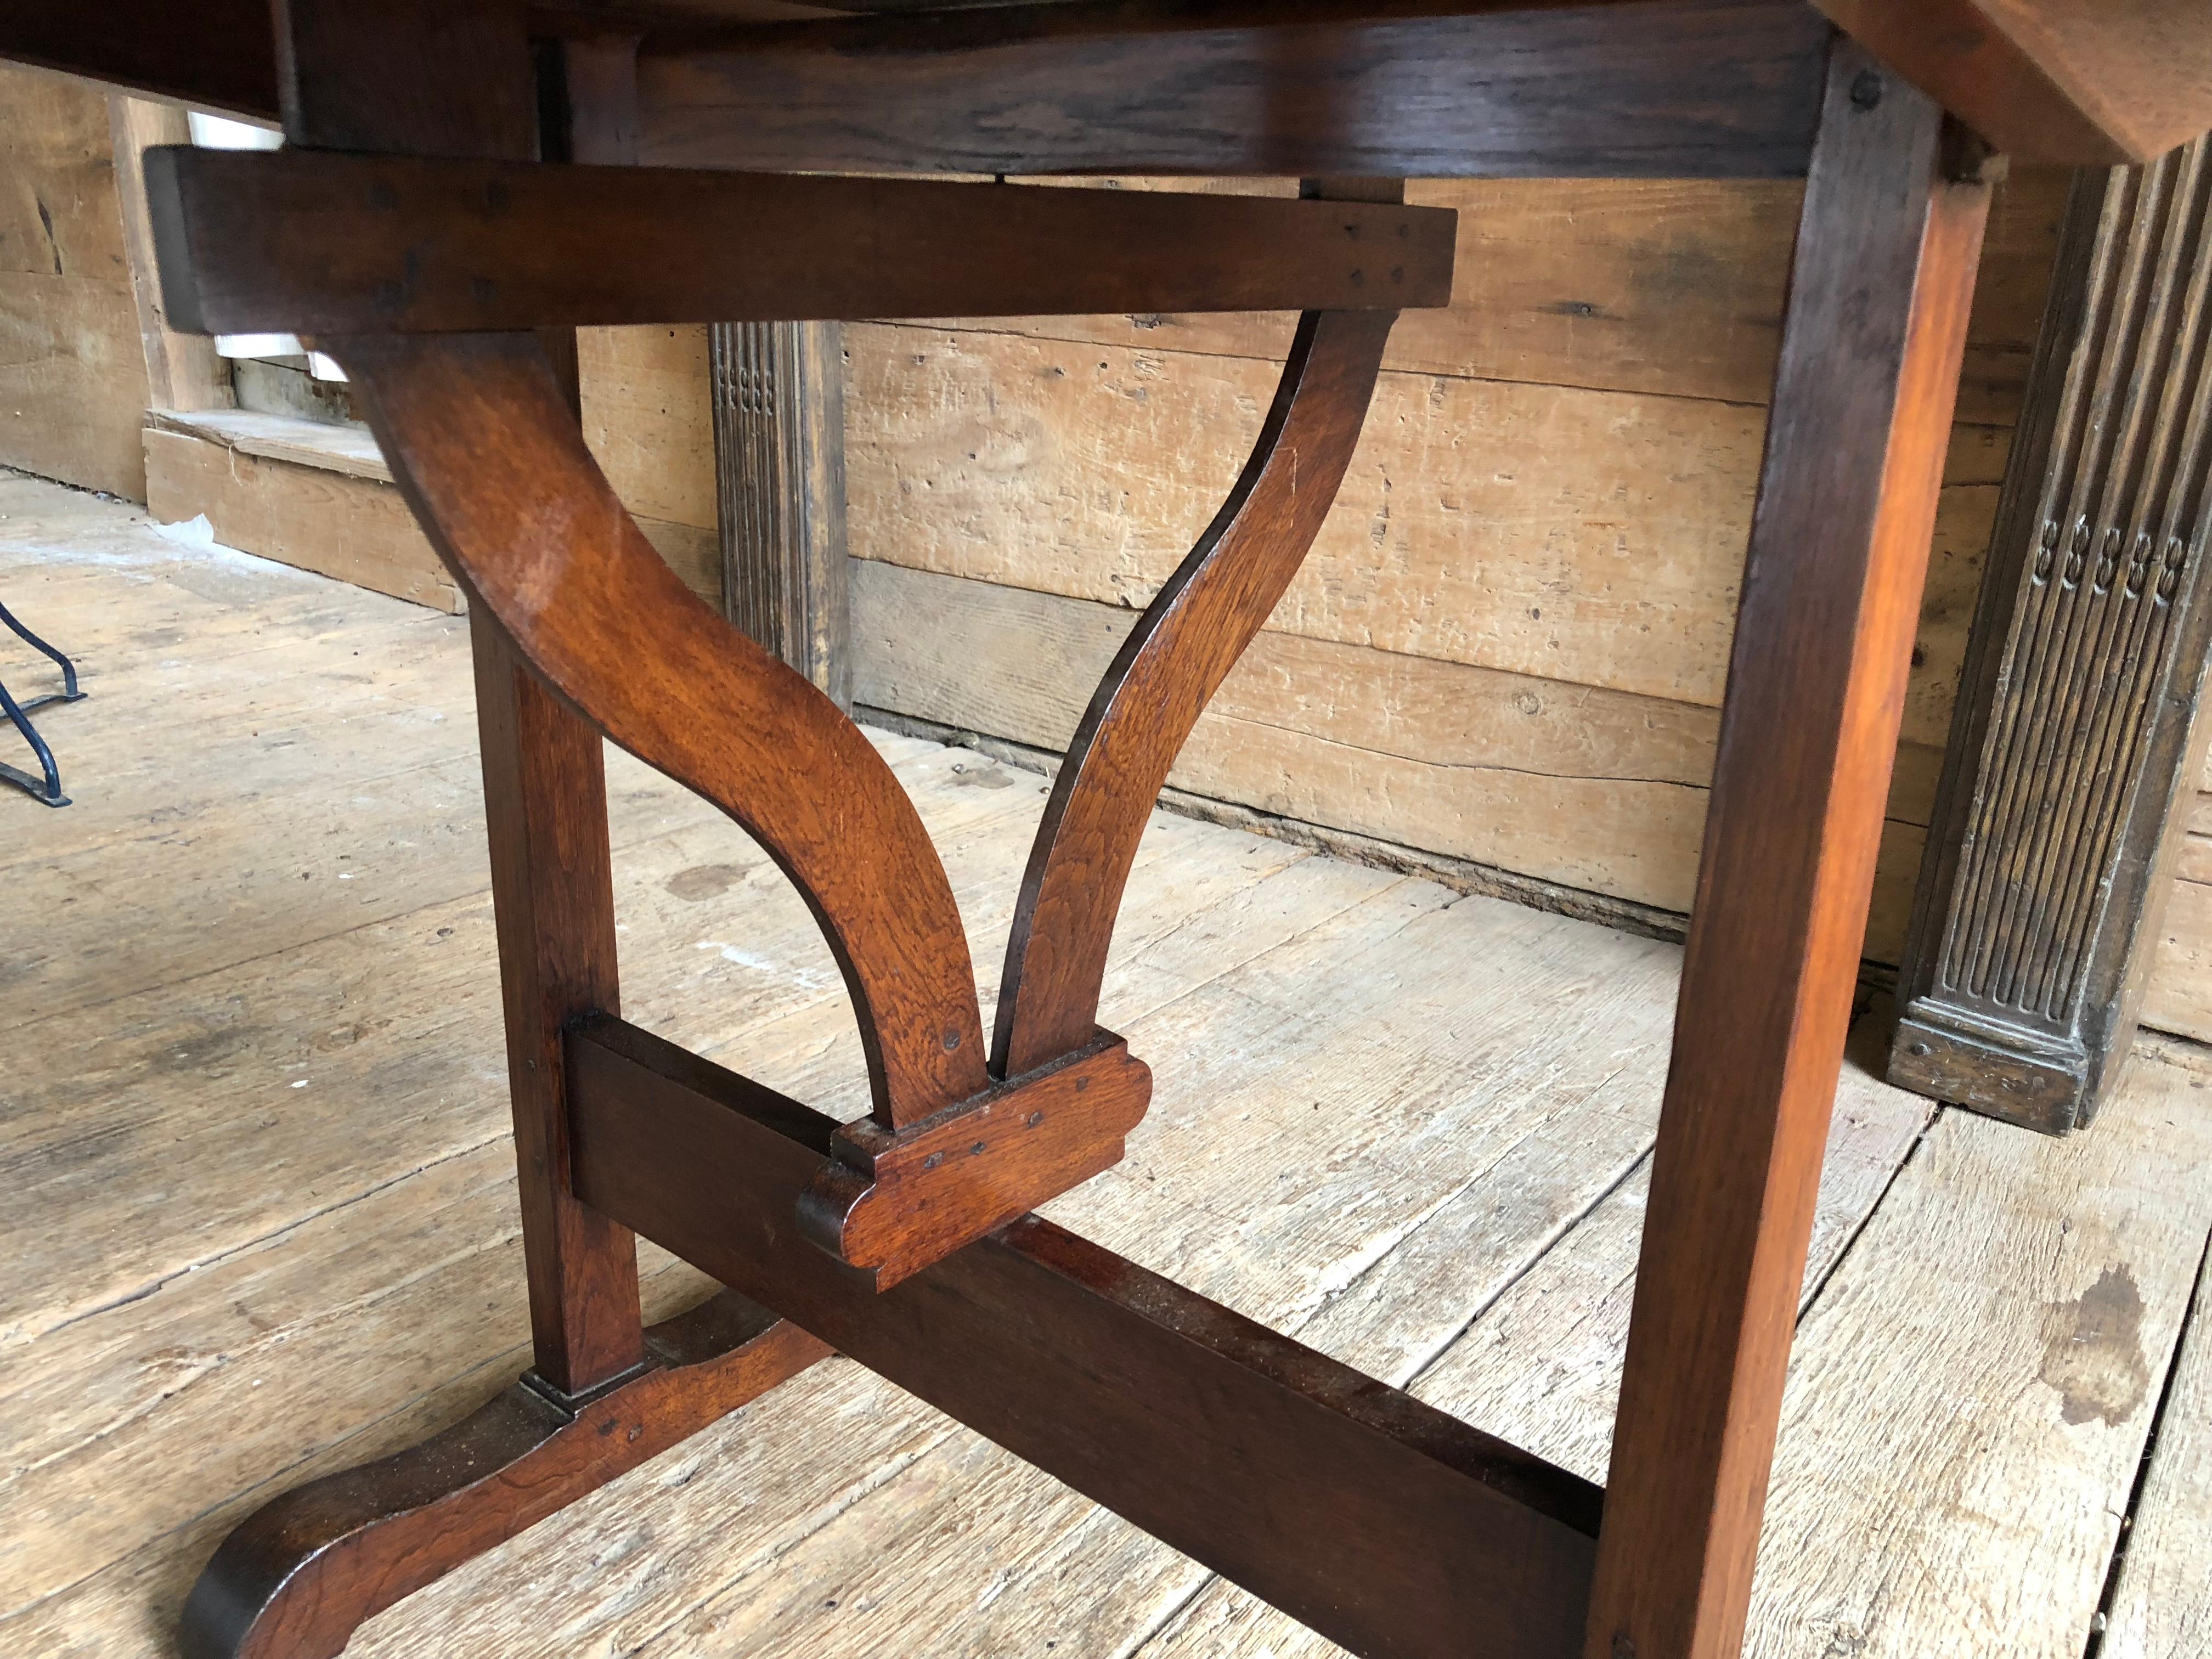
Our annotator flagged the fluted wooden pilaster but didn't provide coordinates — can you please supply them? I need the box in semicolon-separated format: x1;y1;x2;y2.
1891;136;2212;1134
710;320;850;709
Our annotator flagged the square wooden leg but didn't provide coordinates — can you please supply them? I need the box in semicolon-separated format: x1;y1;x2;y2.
1584;38;1996;1659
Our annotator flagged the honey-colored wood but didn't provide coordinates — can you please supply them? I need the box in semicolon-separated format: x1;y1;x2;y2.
798;1031;1154;1289
569;1015;1604;1659
32;5;2212;1657
7;482;2204;1659
267;0;655;1409
1588;41;1994;1659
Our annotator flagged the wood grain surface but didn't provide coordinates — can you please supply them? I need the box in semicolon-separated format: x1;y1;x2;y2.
995;308;1394;1076
637;0;1831;179
569;1015;1602;1659
3;484;2198;1659
2102;1207;2212;1659
1813;0;2212;165
145;149;1454;335
1588;41;1994;1659
178;1296;830;1659
341;330;992;1128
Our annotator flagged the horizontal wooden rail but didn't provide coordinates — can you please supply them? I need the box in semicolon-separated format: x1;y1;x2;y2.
567;1014;1599;1659
636;0;1831;179
144;149;1457;337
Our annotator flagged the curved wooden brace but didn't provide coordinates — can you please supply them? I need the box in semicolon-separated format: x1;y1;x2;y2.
333;331;990;1128
992;306;1396;1079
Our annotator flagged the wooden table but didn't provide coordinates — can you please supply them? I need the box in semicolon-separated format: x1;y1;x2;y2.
13;4;2212;1657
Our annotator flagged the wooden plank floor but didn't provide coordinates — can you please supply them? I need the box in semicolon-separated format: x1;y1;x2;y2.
2;472;2208;1659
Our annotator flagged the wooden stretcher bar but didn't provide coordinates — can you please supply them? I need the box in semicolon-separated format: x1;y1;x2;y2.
568;1014;1605;1659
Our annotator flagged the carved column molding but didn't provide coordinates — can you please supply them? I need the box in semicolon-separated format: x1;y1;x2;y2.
1890;136;2212;1135
709;320;850;708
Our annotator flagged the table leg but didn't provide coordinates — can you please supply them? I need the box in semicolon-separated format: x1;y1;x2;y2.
175;14;843;1655
471;610;647;1392
1584;38;1995;1659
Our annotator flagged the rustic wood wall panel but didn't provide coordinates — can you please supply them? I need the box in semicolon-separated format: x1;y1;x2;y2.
923;171;2063;420
470;168;2068;968
0;65;149;499
1893;140;2212;1128
832;169;2068;963
842;322;2005;744
140;424;463;613
106;97;232;417
577;323;721;608
2145;776;2212;1040
851;558;1938;954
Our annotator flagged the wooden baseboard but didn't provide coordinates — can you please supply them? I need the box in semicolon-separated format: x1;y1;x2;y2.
143;419;464;613
848;556;1935;959
140;410;721;615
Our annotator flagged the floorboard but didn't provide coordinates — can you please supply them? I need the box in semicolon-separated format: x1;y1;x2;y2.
2;476;2207;1659
2098;1060;2212;1659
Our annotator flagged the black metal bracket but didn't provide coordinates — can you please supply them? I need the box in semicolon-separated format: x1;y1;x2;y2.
0;601;86;808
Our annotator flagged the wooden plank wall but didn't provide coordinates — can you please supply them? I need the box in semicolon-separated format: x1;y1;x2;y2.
0;64;148;499
840;171;2073;964
578;324;722;607
2145;755;2212;1041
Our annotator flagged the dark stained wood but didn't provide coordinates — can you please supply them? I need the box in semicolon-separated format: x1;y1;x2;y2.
472;620;649;1390
1891;137;2212;1136
13;0;2212;174
294;0;651;1404
636;0;1832;180
568;1014;1601;1659
142;149;1456;336
177;1292;831;1659
799;1030;1153;1287
549;30;644;165
337;330;993;1128
1814;0;2212;166
713;319;853;706
274;0;538;156
1584;39;1995;1659
0;0;282;121
994;303;1396;1077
